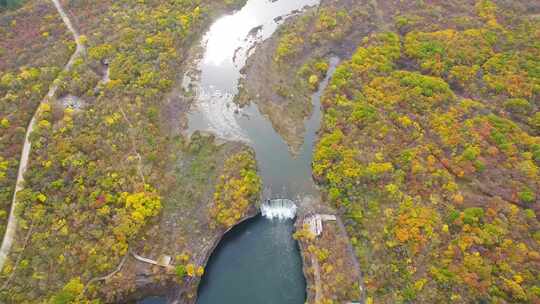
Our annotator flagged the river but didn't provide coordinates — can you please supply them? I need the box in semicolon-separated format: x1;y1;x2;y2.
140;0;340;303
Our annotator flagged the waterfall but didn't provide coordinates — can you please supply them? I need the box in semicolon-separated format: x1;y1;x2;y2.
261;199;297;220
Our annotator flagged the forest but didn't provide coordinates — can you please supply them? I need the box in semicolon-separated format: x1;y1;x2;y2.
1;0;257;302
312;1;540;302
0;0;72;245
1;0;539;303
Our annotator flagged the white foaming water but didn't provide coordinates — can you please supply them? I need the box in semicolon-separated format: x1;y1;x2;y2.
261;199;298;220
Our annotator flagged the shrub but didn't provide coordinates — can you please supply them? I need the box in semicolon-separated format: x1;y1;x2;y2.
504;98;531;115
175;265;187;280
518;188;536;204
463;207;485;225
529;112;540;132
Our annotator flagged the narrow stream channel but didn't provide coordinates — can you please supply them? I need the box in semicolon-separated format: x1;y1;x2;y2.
186;0;323;196
141;0;340;303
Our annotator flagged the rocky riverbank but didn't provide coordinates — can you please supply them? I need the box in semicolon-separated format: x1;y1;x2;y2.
118;202;261;304
86;132;262;303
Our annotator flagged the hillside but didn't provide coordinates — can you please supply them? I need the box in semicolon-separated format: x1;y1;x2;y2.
0;0;263;302
1;0;539;303
241;0;540;302
312;2;540;303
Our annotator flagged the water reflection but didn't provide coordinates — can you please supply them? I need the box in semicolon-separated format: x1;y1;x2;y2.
203;13;257;66
203;0;319;70
196;216;306;304
187;0;320;145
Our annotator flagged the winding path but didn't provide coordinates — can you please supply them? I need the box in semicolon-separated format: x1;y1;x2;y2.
0;0;85;272
82;251;129;294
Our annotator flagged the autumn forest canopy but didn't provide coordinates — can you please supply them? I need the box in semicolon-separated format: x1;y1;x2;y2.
0;0;539;303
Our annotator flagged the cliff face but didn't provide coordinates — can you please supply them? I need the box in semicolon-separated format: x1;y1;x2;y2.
99;133;262;303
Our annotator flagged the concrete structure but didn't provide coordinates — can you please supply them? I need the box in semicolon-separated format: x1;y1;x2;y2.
304;214;337;236
132;252;173;268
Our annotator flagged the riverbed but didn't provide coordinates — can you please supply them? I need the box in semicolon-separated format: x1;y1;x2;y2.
140;0;341;302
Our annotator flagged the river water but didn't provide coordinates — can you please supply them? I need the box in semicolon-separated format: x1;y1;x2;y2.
140;0;341;303
186;0;324;197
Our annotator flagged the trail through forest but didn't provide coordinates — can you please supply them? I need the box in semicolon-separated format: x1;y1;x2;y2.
0;0;85;272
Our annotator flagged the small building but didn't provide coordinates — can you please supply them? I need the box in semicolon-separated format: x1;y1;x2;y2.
157;255;172;267
304;214;337;236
